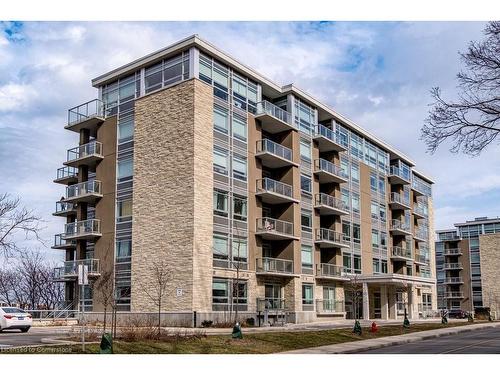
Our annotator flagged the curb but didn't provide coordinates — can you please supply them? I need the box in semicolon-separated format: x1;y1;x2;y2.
284;322;500;354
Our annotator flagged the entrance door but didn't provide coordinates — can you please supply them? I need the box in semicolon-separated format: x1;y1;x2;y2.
265;284;282;310
323;287;336;312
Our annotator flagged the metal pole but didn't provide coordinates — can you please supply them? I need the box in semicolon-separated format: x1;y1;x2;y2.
81;283;85;352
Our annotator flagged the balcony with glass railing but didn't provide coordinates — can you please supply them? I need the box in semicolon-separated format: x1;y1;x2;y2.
444;291;464;299
438;232;461;242
64;141;103;169
389;165;411;185
254;101;296;134
389;219;412;236
63;219;101;240
444;277;464;284
256;139;296;169
256;257;294;276
389;192;411;210
391;246;412;261
256;178;297;204
312;124;347;152
53;201;76;217
54;166;78;185
314;193;349;216
414;227;429;242
53;258;100;281
414;253;429;265
412;176;432;197
413;203;428;219
65;99;105;136
256;298;287;311
65;180;103;204
51;233;76;250
443;248;462;256
443;262;463;270
256;217;296;240
315;228;350;249
316;263;349;281
316;299;345;315
313;159;348;184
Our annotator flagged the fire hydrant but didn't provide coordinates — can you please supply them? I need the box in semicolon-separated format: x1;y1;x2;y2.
370;321;378;333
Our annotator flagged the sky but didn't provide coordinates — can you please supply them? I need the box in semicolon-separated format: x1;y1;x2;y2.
1;21;499;263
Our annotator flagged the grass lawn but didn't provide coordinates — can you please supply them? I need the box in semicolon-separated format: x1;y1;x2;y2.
2;321;477;354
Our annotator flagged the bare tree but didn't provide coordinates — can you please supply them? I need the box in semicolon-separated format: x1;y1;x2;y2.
0;268;19;306
345;274;363;320
91;241;115;333
0;193;43;257
143;259;172;336
422;21;500;155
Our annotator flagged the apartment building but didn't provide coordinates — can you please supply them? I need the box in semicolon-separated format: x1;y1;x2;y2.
436;217;500;315
52;35;436;324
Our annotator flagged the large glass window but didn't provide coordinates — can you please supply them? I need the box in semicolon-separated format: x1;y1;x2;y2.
232;238;247;263
300;139;311;162
212;279;229;304
214;105;228;133
301;245;313;270
116;240;131;260
116;199;132;222
213;147;228;175
213;190;228;217
351;193;360;213
371;230;379;248
232;113;247;141
233;195;247;221
145;63;162;93
351;163;360;183
117;159;133;181
353;224;361;244
232;155;247;181
301;174;312;195
213;234;229;260
302;284;314;305
301;210;313;233
118;115;134;143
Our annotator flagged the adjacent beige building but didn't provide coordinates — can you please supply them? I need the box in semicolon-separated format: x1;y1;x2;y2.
52;35;436;325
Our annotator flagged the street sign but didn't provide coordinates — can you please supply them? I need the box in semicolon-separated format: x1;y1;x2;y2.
78;264;89;286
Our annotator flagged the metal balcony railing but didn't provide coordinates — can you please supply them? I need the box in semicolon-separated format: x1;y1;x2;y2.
414;228;429;240
315;193;348;212
63;219;101;238
256;257;294;274
256;217;294;237
316;299;345;313
313;124;344;145
68;99;104;126
66;180;102;200
444;277;463;284
53;258;100;279
414;254;429;264
257;298;287;311
315;228;349;245
443;248;462;256
256;139;293;162
256;178;293;198
438;233;460;241
67;141;103;163
390;219;411;233
443;263;463;270
444;292;464;299
317;263;345;278
255;101;294;128
54;201;75;215
56;166;78;181
314;159;348;180
390;192;410;207
391;246;412;259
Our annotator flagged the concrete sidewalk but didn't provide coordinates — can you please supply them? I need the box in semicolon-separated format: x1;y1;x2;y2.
283;322;500;354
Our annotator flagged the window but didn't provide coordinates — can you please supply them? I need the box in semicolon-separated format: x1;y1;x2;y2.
232;238;247;263
302;284;314;305
118;115;134;143
116;199;132;222
232;113;247;141
301;210;312;233
343;254;352;272
381;232;387;249
300;139;311;162
381;260;388;273
233;195;247;221
343;221;351;241
213;147;228;175
341;189;350;209
353;224;361;244
371;201;379;219
213;105;228;133
380;204;387;222
370;172;377;192
301;174;312;194
351;163;360;183
354;254;361;274
351;193;360;213
378;177;386;195
117;159;133;181
341;159;349;178
301;245;313;270
213;234;228;260
145;63;162;93
116;240;131;260
212;279;229;304
233;281;248;305
373;258;380;273
232;155;247;181
213;190;228;217
371;230;380;248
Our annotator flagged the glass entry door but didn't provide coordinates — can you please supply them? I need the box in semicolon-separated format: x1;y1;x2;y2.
323;286;336;311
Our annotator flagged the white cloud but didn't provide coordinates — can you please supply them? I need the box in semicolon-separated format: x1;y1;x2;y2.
0;83;38;112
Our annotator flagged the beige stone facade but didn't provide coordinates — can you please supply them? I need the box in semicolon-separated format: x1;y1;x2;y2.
479;233;500;315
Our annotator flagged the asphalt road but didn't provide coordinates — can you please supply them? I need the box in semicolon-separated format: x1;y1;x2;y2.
0;327;71;349
362;326;500;354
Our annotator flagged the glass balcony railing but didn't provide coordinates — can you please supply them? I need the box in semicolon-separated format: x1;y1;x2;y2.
53;258;100;279
68;99;104;126
444;291;464;299
55;166;78;181
444;277;463;284
53;233;76;248
315;193;348;212
314;159;349;180
256;217;294;237
316;299;345;314
63;219;101;239
66;141;103;163
317;263;345;278
389;165;411;182
256;178;293;199
256;139;293;162
315;228;350;245
390;219;411;233
66;180;102;200
390;192;410;207
255;101;295;128
257;298;287;311
256;257;294;274
443;248;462;256
414;228;429;240
54;201;75;215
443;263;463;270
438;232;461;241
414;254;429;264
414;203;428;217
391;246;412;259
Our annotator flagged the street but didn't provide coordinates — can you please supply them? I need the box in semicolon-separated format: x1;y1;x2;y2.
362;326;500;354
0;327;72;349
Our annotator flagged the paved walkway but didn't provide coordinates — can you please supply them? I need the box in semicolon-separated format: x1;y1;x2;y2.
283;322;500;353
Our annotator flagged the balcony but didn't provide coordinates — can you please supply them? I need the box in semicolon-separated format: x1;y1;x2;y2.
316;263;349;281
256;257;294;276
413;204;428;219
391;246;413;261
53;259;100;281
443;263;463;270
438;233;461;242
255;178;298;204
315;228;350;249
312;124;347;152
316;300;345;315
444;277;464;284
54;166;78;185
65;99;105;136
256;139;297;169
412;178;432;197
389;192;411;210
314;193;349;216
443;248;462;256
389;219;412;236
64;141;103;170
53;201;76;217
63;219;101;241
444;291;465;299
51;234;76;250
64;180;103;204
414;228;428;242
313;159;348;184
254;100;296;134
414;254;429;265
256;217;297;240
389;166;411;185
256;298;287;311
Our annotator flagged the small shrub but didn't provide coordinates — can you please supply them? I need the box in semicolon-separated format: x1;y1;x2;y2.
201;320;213;328
245;318;255;327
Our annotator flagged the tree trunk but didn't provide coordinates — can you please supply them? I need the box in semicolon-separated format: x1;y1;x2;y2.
158;296;161;337
103;306;107;332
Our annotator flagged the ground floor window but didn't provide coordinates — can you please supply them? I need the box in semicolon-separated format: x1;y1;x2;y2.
302;284;314;306
212;278;248;311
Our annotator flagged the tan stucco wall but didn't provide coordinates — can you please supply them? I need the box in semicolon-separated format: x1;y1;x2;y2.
131;79;213;312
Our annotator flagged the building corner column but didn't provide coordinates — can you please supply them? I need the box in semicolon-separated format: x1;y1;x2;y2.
381;284;389;320
362;282;370;320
